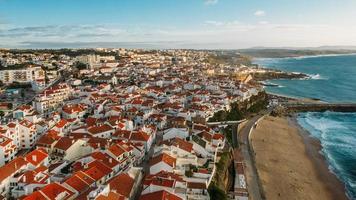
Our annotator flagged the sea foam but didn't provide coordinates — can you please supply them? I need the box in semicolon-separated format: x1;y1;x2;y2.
298;112;356;199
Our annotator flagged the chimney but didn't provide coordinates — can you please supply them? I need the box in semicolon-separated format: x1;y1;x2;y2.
32;155;37;162
109;158;112;163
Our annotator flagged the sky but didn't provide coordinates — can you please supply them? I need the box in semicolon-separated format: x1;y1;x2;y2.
1;0;356;49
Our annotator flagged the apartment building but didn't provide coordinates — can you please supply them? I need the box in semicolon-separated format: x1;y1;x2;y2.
0;66;45;84
33;83;72;114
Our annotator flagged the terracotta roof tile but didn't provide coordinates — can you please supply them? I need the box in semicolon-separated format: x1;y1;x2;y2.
149;153;176;167
0;157;27;182
109;173;134;198
25;148;48;167
88;124;113;135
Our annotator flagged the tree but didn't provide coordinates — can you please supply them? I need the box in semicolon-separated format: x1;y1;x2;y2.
208;184;227;200
208;110;227;122
21;89;25;99
226;102;244;120
74;61;88;70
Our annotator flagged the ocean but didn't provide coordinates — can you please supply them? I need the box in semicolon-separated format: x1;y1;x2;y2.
254;54;356;199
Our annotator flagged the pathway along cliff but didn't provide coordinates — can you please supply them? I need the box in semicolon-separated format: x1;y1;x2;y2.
239;115;265;200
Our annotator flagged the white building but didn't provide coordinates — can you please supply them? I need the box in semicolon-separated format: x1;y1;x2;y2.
149;153;176;175
0;135;17;166
33;83;72;114
163;128;189;141
0;66;45;84
18;119;37;149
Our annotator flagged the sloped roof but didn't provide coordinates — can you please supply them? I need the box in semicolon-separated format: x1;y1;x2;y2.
0;157;27;182
149;153;176;167
109;173;135;198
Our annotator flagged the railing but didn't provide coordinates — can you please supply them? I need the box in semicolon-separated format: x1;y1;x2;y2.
247;116;266;200
206;119;246;126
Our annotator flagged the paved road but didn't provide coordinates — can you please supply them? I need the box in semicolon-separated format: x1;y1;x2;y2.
238;114;265;200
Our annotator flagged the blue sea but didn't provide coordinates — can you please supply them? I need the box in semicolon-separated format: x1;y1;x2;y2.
254;54;356;199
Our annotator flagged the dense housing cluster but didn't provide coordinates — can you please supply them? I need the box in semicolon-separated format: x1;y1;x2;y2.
0;48;264;200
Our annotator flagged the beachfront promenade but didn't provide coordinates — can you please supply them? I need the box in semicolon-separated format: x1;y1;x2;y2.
207;118;265;200
239;115;265;200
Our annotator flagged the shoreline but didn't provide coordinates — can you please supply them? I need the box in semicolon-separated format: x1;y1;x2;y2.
267;92;325;104
288;115;348;200
253;52;356;60
251;115;348;200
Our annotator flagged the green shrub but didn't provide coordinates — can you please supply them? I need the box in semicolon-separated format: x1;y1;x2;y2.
208;184;227;200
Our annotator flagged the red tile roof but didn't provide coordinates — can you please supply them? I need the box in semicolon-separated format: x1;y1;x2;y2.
193;124;210;132
90;152;119;168
64;173;91;193
62;104;85;114
144;177;175;188
37;132;59;146
108;144;126;157
88;124;113;135
25;148;48;167
130;131;150;142
86;117;99;127
7;122;17;128
171;137;193;152
55;119;68;129
75;171;96;185
149;153;176;167
0;157;27;182
83;160;112;181
19;119;34;128
212;133;225;140
83;166;106;181
24;182;75;200
187;182;207;189
198;131;212;142
109;173;134;198
18;168;49;185
53;137;75;151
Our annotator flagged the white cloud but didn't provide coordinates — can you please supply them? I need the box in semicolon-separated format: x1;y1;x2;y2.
2;21;356;49
254;10;266;17
0;24;126;39
259;21;269;25
205;20;240;27
204;0;218;5
205;20;224;26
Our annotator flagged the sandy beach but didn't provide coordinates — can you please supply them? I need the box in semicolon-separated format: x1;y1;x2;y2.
250;116;348;200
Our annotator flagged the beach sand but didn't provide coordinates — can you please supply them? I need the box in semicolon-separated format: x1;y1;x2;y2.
250;116;348;200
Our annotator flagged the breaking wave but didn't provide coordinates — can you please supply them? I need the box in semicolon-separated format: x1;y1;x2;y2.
297;112;356;199
302;73;328;80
